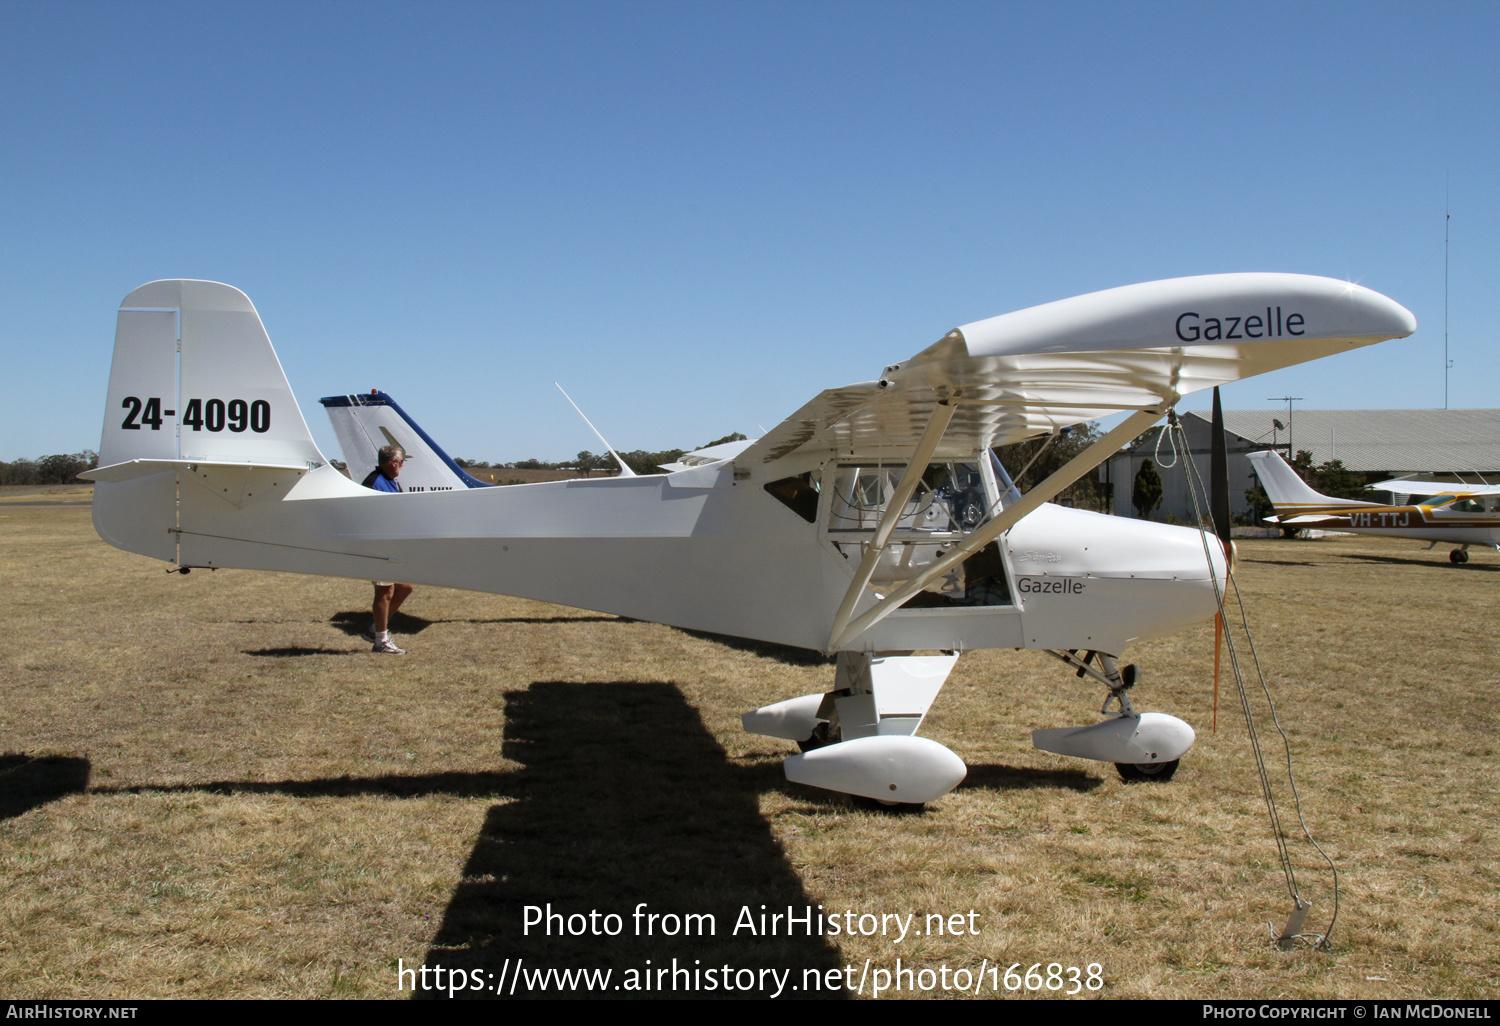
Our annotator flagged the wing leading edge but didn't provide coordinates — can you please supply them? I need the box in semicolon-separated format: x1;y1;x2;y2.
735;273;1416;467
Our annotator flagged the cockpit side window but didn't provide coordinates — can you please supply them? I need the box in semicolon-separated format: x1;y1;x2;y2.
763;473;820;523
819;460;1013;607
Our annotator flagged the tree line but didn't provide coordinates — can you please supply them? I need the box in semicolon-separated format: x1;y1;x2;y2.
455;433;750;478
992;423;1109;510
1;451;98;486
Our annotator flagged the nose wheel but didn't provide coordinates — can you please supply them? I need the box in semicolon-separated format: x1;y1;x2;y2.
1116;759;1180;782
1036;650;1196;778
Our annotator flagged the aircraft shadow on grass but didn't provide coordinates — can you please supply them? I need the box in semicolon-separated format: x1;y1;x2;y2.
419;680;848;1000
961;764;1099;793
94;769;517;800
1340;553;1500;572
455;616;630;626
87;681;849;998
245;646;365;657
675;629;835;668
75;679;1103;998
330;610;627;632
0;753;91;821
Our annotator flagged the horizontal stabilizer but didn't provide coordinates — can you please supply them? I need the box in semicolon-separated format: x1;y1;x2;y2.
82;457;313;484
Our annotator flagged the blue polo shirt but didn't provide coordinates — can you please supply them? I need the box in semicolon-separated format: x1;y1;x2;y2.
362;468;402;492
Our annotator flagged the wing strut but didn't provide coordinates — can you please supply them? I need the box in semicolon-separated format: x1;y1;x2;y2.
826;397;959;651
829;406;1167;652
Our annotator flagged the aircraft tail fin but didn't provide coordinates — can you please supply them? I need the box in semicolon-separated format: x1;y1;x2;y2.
1246;449;1371;515
318;391;494;491
89;280;327;560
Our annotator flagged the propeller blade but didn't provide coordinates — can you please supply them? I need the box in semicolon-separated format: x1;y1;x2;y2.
1210;387;1230;732
1213;612;1222;733
1210;386;1231;546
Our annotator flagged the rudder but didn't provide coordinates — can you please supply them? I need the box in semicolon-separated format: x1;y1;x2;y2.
1245;449;1368;512
92;280;326;562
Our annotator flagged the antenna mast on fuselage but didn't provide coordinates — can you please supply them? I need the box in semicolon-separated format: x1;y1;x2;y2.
1444;186;1451;410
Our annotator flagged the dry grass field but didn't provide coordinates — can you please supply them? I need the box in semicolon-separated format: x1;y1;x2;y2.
2;497;1496;1000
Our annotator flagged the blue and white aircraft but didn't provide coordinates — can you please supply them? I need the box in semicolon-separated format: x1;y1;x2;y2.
318;390;493;492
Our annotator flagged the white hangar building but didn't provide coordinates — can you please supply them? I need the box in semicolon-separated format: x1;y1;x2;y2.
1099;409;1500;522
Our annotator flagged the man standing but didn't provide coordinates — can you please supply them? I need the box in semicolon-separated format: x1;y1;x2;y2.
361;445;414;654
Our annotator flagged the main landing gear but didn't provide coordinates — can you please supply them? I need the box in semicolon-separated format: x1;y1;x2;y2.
740;648;1196;804
742;652;966;805
1433;542;1496;564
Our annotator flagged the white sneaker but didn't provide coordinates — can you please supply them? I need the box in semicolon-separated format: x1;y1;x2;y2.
372;638;406;654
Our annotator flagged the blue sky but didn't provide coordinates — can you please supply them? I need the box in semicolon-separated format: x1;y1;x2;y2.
4;1;1497;463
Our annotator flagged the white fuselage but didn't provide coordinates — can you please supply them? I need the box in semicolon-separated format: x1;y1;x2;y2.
107;456;1226;656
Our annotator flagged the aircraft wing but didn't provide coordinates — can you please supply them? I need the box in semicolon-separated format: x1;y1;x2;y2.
1367;477;1500;497
734;273;1416;466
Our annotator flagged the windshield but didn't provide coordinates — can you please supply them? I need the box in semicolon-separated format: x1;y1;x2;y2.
825;462;990;535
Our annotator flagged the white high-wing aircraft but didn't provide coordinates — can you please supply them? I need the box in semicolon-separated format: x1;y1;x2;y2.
1249;449;1500;563
84;275;1415;804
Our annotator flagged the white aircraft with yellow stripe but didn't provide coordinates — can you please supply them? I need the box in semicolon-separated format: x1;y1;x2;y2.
84;274;1414;804
1248;449;1500;563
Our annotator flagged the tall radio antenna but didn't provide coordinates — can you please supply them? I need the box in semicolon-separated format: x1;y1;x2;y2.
1444;183;1451;409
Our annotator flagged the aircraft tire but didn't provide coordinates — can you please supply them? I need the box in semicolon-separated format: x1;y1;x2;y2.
1450;549;1469;564
1116;759;1179;783
865;796;926;812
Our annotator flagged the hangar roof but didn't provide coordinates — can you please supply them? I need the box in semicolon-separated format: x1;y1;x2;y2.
1179;409;1500;474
